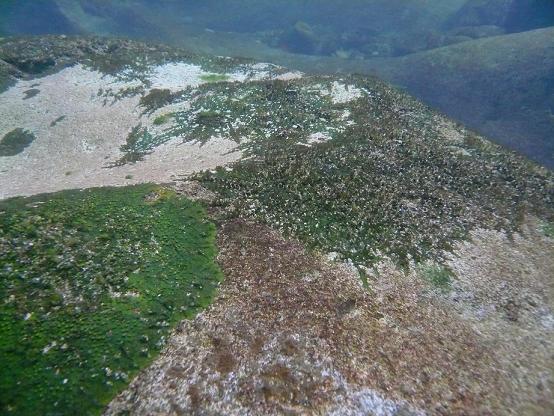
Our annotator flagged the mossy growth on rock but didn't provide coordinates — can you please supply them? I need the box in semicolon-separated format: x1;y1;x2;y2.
116;77;353;165
200;73;230;83
0;184;222;415
139;88;174;114
0;128;35;156
0;65;13;93
199;77;553;269
542;221;554;238
153;113;173;126
110;125;153;166
418;264;454;291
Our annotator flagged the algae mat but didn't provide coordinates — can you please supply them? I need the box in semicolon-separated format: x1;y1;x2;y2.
0;184;222;415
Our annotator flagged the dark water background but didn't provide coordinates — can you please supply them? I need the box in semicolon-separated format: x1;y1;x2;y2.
1;0;553;168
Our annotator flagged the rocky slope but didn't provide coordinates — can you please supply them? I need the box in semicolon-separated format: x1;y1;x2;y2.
0;36;553;415
1;1;553;168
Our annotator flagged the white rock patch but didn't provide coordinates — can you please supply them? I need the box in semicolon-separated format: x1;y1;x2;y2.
306;132;333;145
323;81;364;104
148;62;303;91
0;64;241;200
148;62;211;91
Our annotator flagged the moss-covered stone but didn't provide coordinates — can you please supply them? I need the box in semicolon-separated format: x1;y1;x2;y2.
199;77;553;269
0;184;222;415
419;264;454;290
200;73;230;83
152;113;173;126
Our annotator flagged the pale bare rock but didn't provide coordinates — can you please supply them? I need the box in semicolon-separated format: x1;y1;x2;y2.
0;64;242;200
443;219;554;415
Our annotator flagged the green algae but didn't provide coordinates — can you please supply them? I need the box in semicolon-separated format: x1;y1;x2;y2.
0;184;222;415
153;113;174;126
419;264;454;291
115;77;349;165
110;125;153;166
0;128;36;156
200;73;230;83
0;76;12;93
199;77;554;269
139;88;174;114
542;221;554;239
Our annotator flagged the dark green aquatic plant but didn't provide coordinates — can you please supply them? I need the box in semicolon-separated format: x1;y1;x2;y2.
153;113;173;125
0;128;36;156
110;125;153;166
542;221;554;238
200;73;230;83
0;184;222;415
115;77;351;165
139;88;174;114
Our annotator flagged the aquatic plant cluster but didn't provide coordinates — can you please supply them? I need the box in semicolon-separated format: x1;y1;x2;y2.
0;185;222;415
118;78;352;164
200;77;553;269
0;128;36;156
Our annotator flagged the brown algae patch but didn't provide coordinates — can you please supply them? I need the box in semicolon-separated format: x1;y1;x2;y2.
105;220;549;415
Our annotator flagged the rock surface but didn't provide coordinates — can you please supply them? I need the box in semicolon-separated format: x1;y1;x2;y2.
106;219;554;415
0;36;552;415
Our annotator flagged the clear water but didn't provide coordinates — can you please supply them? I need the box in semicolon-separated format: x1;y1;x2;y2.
0;0;553;167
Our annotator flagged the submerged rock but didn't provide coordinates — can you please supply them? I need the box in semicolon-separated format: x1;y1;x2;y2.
0;35;552;415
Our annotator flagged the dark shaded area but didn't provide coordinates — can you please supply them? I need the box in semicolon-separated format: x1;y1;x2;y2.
505;0;554;31
0;128;36;156
371;27;554;169
446;0;554;32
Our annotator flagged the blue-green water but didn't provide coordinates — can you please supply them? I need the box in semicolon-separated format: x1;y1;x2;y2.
0;1;553;166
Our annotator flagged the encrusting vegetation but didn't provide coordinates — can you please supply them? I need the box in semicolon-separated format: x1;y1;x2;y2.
124;78;349;161
0;184;222;415
418;263;453;291
0;128;35;156
0;35;553;415
199;77;553;269
199;73;230;83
